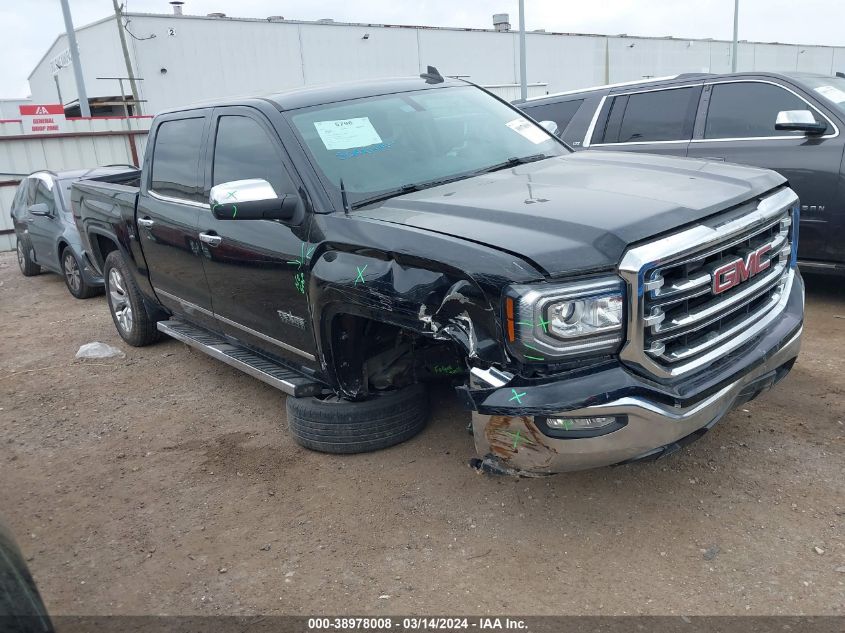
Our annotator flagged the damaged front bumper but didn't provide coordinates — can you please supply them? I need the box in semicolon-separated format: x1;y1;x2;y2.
461;274;804;475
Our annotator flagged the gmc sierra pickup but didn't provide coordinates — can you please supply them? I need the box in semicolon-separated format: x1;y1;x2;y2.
73;69;804;475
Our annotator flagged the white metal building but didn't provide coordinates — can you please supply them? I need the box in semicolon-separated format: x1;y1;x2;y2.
27;8;845;117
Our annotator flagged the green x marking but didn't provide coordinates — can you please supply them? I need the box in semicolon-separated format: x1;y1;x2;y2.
225;190;237;200
504;429;535;450
537;317;550;333
355;265;368;285
509;388;526;404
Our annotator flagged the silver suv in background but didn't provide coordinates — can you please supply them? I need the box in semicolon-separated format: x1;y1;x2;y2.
10;167;132;298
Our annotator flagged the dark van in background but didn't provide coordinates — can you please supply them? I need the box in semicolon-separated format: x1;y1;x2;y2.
519;71;845;273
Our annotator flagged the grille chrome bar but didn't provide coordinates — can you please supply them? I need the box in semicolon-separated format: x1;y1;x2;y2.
651;260;786;336
619;187;798;380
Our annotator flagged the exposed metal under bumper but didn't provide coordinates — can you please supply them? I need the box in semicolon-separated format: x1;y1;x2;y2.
157;319;322;397
471;326;802;475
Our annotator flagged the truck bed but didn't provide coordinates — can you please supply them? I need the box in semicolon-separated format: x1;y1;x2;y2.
71;168;141;274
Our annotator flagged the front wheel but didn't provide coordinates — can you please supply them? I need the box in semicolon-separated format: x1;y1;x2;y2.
286;384;430;454
61;248;100;299
104;251;161;347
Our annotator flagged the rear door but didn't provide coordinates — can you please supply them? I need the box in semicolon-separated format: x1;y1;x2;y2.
197;106;316;362
136;111;216;326
26;175;61;270
685;79;844;263
584;84;702;158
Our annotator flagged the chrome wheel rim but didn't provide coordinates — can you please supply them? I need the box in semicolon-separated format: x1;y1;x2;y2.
108;268;133;333
16;241;25;272
64;252;81;293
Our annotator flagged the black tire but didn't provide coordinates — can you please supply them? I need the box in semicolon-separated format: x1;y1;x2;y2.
103;251;161;346
61;247;100;299
286;384;429;454
16;235;41;277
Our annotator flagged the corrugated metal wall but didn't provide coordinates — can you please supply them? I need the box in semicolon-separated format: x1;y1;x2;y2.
0;117;151;252
28;14;845;116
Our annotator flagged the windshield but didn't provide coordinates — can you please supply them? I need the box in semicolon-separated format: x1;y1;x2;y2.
288;85;567;208
798;76;845;116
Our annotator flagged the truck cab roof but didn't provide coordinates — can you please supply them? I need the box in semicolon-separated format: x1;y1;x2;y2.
157;75;469;116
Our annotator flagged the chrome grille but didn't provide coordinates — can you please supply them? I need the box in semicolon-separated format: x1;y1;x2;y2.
619;187;798;379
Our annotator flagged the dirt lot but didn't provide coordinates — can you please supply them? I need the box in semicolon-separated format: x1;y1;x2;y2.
0;250;843;616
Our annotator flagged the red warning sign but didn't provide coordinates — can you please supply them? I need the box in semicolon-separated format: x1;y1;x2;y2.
19;104;66;134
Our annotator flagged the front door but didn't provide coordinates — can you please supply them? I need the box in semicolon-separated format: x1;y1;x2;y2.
27;176;61;270
136;111;215;325
686;80;845;263
197;106;316;363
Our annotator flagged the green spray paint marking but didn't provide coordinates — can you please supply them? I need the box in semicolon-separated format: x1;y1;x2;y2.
523;342;545;362
230;204;238;219
559;419;573;431
432;364;463;376
509;389;526;404
294;272;305;294
225;190;237;200
504;429;535;450
287;242;315;270
355;265;368;285
516;318;550;332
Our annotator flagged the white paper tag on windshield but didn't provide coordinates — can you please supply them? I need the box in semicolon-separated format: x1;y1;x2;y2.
505;117;548;144
314;117;383;150
813;85;845;104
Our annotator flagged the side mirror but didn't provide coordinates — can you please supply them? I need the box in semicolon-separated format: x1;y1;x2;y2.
539;120;559;136
775;110;827;135
27;203;51;217
210;179;298;221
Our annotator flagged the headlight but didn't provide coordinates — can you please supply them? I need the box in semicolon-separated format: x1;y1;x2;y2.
504;277;625;361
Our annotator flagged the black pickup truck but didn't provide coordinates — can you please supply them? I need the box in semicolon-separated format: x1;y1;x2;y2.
73;70;804;475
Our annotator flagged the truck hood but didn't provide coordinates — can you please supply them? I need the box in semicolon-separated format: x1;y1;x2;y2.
355;151;786;276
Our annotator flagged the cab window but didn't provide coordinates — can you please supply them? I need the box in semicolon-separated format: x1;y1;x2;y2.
211;116;294;196
150;117;206;202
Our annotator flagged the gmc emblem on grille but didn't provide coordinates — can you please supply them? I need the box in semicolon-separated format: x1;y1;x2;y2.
712;244;772;294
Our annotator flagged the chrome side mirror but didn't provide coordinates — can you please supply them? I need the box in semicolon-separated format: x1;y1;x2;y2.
775;110;827;135
209;179;298;221
539;120;559;136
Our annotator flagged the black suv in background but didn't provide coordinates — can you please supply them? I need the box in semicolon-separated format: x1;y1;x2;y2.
11;168;131;298
519;71;845;273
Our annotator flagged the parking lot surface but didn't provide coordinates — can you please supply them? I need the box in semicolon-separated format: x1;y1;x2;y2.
0;251;843;615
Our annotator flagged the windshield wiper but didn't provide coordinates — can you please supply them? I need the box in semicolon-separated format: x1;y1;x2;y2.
350;183;423;210
469;153;552;177
348;154;553;210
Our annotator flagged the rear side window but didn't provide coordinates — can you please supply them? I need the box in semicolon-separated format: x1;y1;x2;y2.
12;179;31;210
595;87;699;144
150;117;205;202
211;116;293;196
704;82;823;139
523;99;584;135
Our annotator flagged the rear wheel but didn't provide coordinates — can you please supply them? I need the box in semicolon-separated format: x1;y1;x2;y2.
61;247;99;299
16;236;41;277
104;251;161;346
286;384;429;454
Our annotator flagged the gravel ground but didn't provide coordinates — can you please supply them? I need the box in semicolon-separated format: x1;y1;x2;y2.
0;250;843;616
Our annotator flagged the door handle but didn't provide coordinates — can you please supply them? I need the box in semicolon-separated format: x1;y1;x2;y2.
137;217;154;229
199;232;222;247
